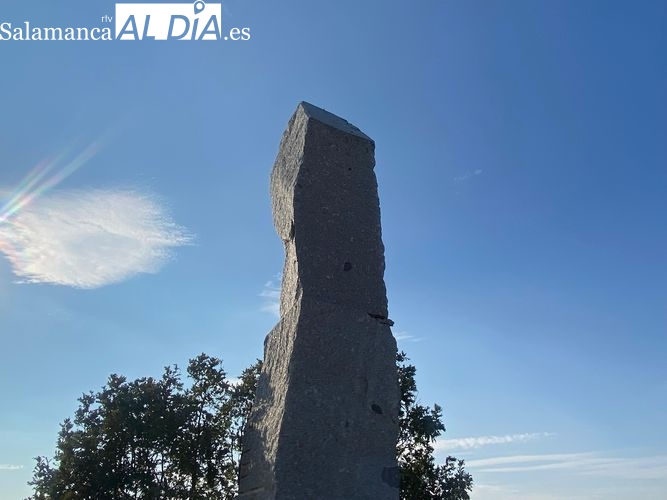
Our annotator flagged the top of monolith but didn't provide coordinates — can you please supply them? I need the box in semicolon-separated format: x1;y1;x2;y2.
298;101;372;141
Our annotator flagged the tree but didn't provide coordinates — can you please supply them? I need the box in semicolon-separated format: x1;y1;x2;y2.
27;355;259;500
28;353;471;499
397;352;473;500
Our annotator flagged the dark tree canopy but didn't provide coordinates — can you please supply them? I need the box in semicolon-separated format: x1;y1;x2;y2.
27;355;260;500
397;352;473;500
28;353;472;500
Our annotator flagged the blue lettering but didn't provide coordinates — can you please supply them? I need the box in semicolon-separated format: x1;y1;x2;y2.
191;18;199;40
142;15;155;40
118;15;139;40
167;15;190;40
198;15;220;40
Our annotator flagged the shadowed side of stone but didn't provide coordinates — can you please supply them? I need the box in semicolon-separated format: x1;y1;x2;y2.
238;102;399;500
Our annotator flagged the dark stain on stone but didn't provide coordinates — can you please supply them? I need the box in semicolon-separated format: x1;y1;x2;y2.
371;404;383;414
368;313;395;326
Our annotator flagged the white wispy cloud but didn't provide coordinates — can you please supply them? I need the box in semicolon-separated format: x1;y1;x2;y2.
0;188;192;289
0;464;23;470
454;169;483;182
436;432;554;451
471;483;575;500
467;452;593;468
466;452;667;480
393;331;423;343
260;274;281;317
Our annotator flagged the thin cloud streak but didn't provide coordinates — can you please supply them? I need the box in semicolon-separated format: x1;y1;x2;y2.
0;188;192;288
471;484;583;500
394;331;423;343
0;464;23;470
454;168;483;182
260;275;281;317
436;432;554;451
467;452;667;480
467;452;595;468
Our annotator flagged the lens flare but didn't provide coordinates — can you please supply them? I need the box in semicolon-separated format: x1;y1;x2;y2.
0;138;105;225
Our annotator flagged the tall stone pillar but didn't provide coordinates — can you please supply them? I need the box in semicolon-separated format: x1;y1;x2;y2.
238;102;399;500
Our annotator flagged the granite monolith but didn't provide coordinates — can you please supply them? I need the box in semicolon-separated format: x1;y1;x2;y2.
237;102;399;500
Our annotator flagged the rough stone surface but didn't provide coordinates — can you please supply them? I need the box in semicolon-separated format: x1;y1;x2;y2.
237;102;399;500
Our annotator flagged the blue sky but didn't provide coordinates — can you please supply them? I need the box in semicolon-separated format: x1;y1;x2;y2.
1;1;666;498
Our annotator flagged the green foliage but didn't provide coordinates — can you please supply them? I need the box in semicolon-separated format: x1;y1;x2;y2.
27;355;260;500
397;352;473;500
28;352;471;500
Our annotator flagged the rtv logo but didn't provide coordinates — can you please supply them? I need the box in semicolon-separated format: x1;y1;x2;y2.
116;1;234;41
